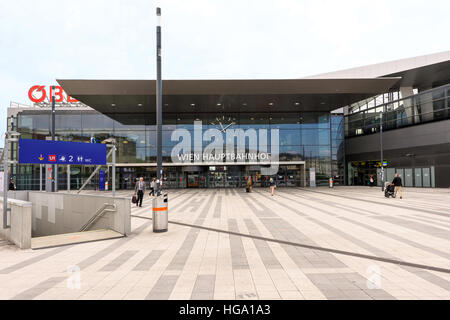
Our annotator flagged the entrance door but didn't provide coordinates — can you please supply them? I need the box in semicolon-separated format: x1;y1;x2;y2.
213;172;226;188
404;168;413;187
248;171;261;188
422;168;431;187
386;168;395;184
396;168;404;182
187;173;199;188
414;168;422;187
208;166;228;188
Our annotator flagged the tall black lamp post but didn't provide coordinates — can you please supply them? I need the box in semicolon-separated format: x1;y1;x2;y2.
380;112;384;191
51;86;56;192
156;7;162;196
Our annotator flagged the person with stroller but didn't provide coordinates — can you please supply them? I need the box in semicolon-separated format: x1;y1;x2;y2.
392;173;403;199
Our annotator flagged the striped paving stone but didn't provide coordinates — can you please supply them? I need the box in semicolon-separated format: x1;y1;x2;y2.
1;187;449;300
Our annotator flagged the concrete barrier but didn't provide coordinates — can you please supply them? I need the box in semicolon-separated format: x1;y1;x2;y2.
27;192;131;237
6;192;131;239
7;191;29;201
0;198;32;249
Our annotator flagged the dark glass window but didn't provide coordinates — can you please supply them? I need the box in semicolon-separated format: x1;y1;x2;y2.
239;113;269;129
162;130;181;147
301;113;330;129
279;129;301;146
18;114;50;132
56;113;81;130
176;113;201;130
302;129;330;145
112;114;146;130
82;113;114;132
270;113;300;129
279;146;302;161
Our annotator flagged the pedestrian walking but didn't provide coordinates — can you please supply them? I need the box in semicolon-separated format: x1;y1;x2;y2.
134;177;146;207
369;175;375;187
149;178;156;196
392;173;403;199
8;178;15;190
269;177;275;196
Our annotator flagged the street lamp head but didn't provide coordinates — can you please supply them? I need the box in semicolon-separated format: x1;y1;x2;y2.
156;7;161;27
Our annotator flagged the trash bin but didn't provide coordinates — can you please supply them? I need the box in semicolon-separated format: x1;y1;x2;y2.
329;177;334;188
152;193;168;232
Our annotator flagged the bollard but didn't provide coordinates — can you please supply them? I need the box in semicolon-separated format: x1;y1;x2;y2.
329;177;334;188
152;193;168;232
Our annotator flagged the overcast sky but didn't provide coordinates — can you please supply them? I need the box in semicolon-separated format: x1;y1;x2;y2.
0;0;449;146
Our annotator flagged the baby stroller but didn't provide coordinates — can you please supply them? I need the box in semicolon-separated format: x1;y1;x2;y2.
384;182;395;198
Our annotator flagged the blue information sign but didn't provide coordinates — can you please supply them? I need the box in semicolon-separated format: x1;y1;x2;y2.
18;139;106;165
99;170;105;191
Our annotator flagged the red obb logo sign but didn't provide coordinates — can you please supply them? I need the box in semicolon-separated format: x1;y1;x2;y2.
28;85;78;103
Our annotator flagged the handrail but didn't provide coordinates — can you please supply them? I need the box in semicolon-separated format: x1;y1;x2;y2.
346;83;449;117
77;147;115;194
79;203;116;232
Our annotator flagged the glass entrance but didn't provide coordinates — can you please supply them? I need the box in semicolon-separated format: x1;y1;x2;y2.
187;173;199;188
248;171;262;188
404;168;413;187
422;168;431;187
209;172;226;188
414;168;422;187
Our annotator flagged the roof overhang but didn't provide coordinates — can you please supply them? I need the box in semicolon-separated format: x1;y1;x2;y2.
305;51;450;90
57;78;400;115
385;60;450;89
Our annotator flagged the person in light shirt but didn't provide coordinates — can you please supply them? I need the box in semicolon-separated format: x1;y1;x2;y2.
134;177;146;207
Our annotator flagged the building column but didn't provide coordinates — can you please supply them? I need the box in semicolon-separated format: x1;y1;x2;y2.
418;86;434;123
400;87;414;125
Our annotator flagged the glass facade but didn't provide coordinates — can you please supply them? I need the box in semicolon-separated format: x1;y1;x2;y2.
345;84;450;138
11;108;343;190
347;161;435;188
344;84;450;188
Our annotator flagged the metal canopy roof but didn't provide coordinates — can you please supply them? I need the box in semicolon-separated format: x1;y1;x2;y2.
57;78;400;114
385;60;450;89
306;51;450;90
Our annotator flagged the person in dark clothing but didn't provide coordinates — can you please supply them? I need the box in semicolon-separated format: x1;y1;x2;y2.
134;177;146;207
8;178;15;190
392;173;403;199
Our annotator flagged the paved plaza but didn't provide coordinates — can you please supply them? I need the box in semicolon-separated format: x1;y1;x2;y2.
0;186;450;300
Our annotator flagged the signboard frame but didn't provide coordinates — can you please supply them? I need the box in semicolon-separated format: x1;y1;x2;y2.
18;139;106;166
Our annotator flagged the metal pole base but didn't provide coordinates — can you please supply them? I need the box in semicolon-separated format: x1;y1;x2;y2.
152;193;168;233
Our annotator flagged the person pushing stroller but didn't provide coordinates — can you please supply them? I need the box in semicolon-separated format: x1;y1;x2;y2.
384;173;403;199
